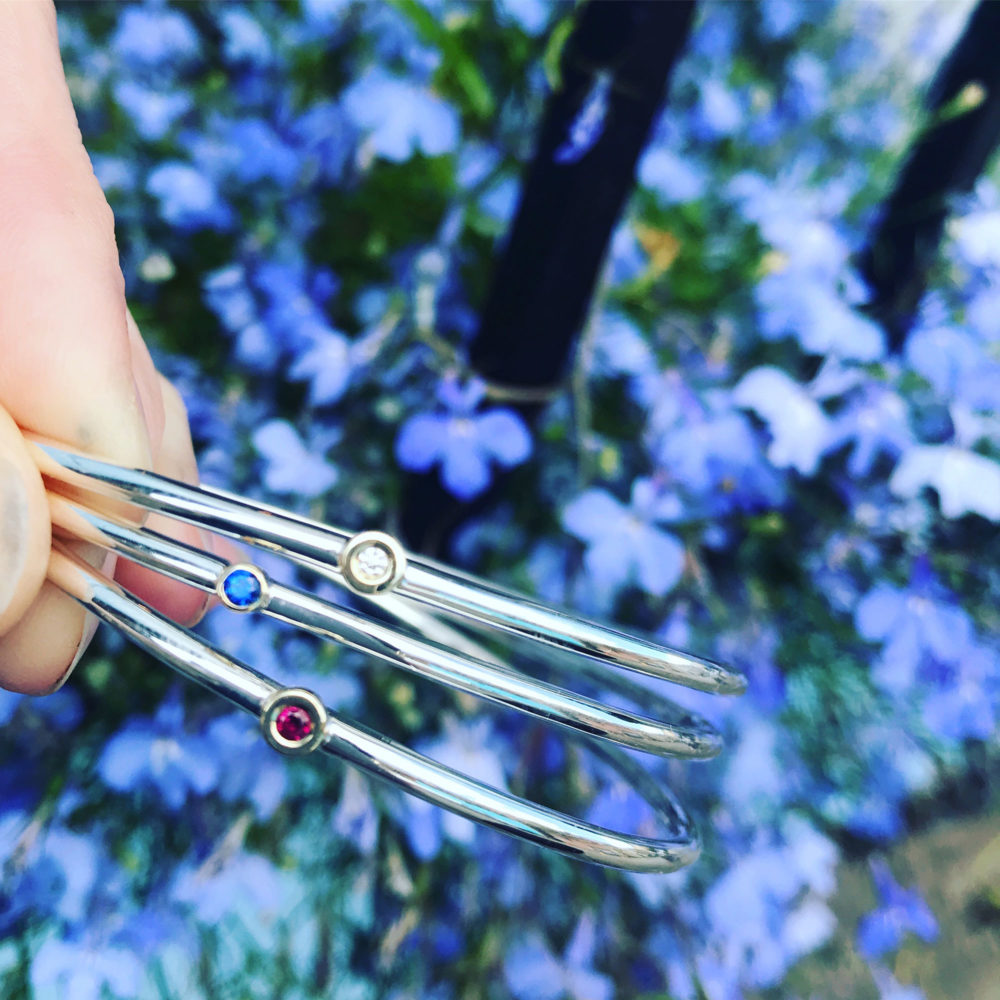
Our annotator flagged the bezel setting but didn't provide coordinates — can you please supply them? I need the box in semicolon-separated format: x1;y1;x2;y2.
260;687;327;755
217;563;270;612
338;530;407;595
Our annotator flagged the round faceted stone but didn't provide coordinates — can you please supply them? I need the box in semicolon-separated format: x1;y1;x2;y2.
222;568;263;609
275;705;314;743
262;688;327;754
351;543;393;584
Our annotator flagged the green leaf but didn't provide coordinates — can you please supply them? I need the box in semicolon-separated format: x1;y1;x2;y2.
389;0;495;120
542;14;575;91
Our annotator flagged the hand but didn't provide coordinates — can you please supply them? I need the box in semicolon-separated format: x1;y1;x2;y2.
0;1;207;694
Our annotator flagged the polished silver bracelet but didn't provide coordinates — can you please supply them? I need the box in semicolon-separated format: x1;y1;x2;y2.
34;440;745;874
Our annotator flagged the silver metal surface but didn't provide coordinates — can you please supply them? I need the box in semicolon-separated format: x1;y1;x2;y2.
37;441;745;873
48;546;698;873
47;496;721;760
36;441;745;695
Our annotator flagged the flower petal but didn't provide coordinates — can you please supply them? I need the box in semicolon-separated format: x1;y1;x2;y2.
562;489;628;543
633;526;685;596
395;413;448;471
475;409;532;466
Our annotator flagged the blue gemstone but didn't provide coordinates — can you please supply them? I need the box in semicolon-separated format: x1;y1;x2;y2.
222;568;263;609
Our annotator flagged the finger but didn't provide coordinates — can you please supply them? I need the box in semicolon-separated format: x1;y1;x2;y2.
127;308;166;457
0;1;154;465
115;376;213;627
0;406;50;639
0;2;156;692
0;417;109;693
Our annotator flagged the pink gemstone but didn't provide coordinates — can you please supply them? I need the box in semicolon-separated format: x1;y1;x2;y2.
275;705;313;742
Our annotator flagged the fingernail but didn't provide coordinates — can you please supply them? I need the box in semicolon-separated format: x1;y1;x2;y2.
0;457;30;618
68;612;100;672
181;589;214;629
47;612;99;693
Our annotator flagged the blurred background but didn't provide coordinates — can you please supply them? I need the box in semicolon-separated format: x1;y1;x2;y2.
1;1;999;997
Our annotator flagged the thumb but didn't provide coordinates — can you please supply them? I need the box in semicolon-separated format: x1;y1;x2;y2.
0;1;157;694
0;405;50;638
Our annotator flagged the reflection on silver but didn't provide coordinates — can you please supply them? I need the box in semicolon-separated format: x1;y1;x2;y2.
37;440;745;873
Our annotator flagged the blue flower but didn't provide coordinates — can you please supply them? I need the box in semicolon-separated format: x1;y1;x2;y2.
704;819;838;988
786;52;829;120
172;849;293;936
342;69;460;162
689;3;738;60
248;259;339;364
628;371;784;513
728;173;885;360
359;3;441;75
822;721;934;842
607;223;648;284
593;312;655;377
112;81;192;142
288;326;352;406
38;828;101;923
395;377;532;499
98;694;220;809
299;0;353;34
562;478;685;597
203;264;258;333
889;445;1000;520
921;643;998;742
694;78;743;140
869;967;928;1000
220;118;301;186
905;323;984;400
252;420;338;497
856;860;938;959
760;0;809;39
638;146;707;203
654;394;784;511
147;162;233;231
734;366;833;475
90;155;137;194
112;7;199;67
966;281;1000;341
855;564;976;696
828;386;912;477
204;715;287;820
479;175;520;223
755;272;885;360
0;820;98;935
496;0;553;36
30;935;145;1000
721;718;801;816
218;8;275;66
504;913;613;1000
291;101;354;182
951;205;1000;270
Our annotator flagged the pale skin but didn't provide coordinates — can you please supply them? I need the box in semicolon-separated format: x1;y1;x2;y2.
0;1;213;694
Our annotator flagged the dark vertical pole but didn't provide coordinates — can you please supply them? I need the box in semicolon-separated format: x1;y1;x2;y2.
402;0;697;551
859;1;1000;350
470;0;697;388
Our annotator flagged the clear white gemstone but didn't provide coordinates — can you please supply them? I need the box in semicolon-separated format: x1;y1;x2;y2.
352;543;393;584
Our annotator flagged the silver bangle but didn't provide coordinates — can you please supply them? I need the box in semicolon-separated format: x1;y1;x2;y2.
35;440;745;873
